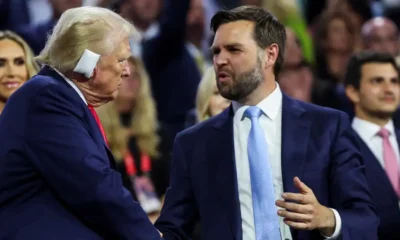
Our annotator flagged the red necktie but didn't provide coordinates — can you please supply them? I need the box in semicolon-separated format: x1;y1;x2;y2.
88;105;109;146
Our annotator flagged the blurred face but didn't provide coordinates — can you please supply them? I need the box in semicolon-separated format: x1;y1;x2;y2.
211;20;264;101
326;18;351;52
187;0;205;33
329;0;363;28
117;60;141;101
49;0;82;17
352;63;400;119
129;0;161;24
365;21;399;56
208;84;231;116
284;28;303;67
279;66;313;102
94;38;132;100
240;0;262;6
0;39;28;102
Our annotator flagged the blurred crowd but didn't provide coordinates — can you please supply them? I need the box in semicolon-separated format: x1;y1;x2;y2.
2;0;400;238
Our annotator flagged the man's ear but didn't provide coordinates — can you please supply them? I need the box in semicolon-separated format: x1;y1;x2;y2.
345;85;360;104
264;43;279;69
90;66;98;80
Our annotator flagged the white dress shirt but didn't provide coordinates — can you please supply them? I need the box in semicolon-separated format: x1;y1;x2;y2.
232;83;341;240
53;67;87;105
352;117;400;208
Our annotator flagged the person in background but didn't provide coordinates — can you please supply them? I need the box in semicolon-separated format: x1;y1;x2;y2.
97;56;172;221
14;0;83;55
278;27;314;103
361;17;400;63
184;67;230;128
344;51;400;239
155;5;378;240
327;0;372;51
196;66;230;120
314;10;356;84
0;7;162;240
0;30;38;114
139;0;204;139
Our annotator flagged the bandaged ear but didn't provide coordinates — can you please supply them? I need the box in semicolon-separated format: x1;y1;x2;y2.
73;49;101;78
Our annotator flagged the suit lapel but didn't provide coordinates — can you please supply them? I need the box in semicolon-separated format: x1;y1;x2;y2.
211;107;242;240
39;66;114;167
281;95;310;194
83;108;114;165
355;130;399;201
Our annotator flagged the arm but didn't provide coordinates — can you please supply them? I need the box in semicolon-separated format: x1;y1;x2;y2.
25;86;161;240
142;0;191;61
154;134;199;240
277;111;378;239
329;112;379;239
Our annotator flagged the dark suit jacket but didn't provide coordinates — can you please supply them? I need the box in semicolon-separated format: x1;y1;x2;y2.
0;66;161;240
155;95;379;240
353;130;400;239
0;0;30;30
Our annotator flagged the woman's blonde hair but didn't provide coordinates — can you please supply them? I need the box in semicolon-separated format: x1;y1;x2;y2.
35;6;139;73
0;30;39;78
195;66;217;122
97;56;160;160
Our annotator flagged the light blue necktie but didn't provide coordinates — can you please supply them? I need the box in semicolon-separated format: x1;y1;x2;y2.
244;106;281;240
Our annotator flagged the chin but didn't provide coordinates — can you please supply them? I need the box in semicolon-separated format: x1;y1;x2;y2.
111;91;119;100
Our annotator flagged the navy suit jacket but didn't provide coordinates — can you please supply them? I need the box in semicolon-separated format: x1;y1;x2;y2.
155;95;379;240
353;130;400;239
0;66;161;240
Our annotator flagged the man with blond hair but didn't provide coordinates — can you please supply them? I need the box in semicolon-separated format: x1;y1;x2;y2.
0;6;163;240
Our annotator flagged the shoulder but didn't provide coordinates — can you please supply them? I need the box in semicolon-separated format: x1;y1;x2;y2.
13;73;86;121
175;111;227;145
296;99;350;125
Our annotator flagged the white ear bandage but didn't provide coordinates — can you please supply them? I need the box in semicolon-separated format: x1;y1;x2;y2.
73;49;101;78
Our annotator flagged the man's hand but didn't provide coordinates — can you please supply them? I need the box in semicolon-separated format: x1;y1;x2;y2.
275;177;336;236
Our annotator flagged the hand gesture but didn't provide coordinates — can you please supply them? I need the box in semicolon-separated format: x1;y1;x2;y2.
275;177;336;236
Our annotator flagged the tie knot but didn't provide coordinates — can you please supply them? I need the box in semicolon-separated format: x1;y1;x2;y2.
378;128;390;139
244;106;263;119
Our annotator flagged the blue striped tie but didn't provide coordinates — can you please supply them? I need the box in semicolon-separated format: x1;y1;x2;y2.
244;106;281;240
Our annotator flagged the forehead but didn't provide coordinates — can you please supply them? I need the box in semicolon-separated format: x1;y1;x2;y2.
212;20;255;47
0;39;25;58
113;38;132;59
361;62;399;77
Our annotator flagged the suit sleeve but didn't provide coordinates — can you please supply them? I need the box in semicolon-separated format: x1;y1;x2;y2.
142;0;191;61
154;133;199;240
24;86;161;240
329;112;379;240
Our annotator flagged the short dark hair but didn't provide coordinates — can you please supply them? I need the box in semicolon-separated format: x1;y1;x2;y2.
344;51;399;89
210;6;286;76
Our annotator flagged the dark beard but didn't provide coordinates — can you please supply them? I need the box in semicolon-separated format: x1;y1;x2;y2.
217;58;263;102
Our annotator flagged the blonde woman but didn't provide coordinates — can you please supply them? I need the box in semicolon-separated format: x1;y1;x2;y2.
0;30;38;113
97;56;172;213
195;66;230;122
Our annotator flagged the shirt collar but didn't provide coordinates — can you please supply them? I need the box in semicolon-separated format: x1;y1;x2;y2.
232;82;282;121
52;67;87;105
352;117;395;140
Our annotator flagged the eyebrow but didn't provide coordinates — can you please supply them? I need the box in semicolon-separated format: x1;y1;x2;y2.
0;56;24;61
210;43;245;51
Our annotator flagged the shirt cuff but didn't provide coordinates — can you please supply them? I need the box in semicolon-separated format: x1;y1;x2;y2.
320;208;341;239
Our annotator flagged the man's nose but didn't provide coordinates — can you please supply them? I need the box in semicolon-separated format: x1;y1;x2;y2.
121;61;130;78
